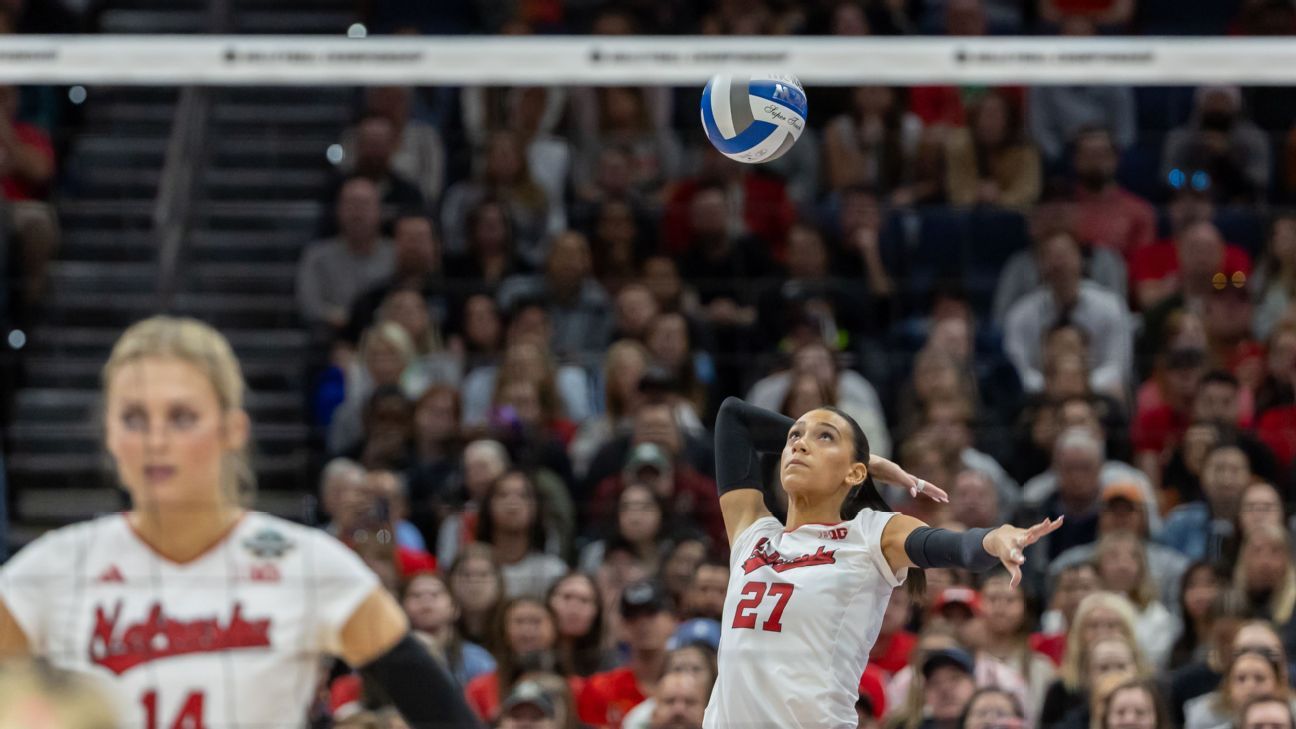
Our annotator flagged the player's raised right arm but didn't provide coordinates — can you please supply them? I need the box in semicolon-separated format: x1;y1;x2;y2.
0;600;31;658
715;397;792;545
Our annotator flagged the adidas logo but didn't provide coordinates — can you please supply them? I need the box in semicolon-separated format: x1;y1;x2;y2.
97;565;124;583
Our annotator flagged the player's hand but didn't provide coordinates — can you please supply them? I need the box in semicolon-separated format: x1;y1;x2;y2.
867;455;948;503
983;517;1064;587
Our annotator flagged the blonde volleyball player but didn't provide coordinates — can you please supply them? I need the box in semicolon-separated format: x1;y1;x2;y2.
705;398;1061;728
0;316;480;729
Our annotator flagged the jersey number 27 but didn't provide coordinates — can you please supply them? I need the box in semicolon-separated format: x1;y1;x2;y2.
732;581;795;632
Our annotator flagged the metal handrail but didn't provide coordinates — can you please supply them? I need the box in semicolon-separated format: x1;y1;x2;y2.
152;85;207;310
152;0;227;310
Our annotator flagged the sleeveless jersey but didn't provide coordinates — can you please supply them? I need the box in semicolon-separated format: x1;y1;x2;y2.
703;508;905;729
0;511;378;728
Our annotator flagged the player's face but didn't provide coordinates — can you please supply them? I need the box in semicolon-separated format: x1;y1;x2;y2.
781;410;865;502
105;356;249;512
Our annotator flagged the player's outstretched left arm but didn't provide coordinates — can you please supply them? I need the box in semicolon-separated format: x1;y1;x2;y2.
880;515;1063;586
340;587;484;729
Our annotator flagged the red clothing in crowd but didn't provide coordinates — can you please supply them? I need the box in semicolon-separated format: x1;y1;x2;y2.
868;630;918;676
858;664;888;718
1257;406;1296;469
907;87;1025;128
590;466;727;550
396;546;437;578
577;666;647;729
467;671;587;724
1128;241;1253;290
1132;398;1191;457
1;122;53;201
661;175;795;261
1030;632;1067;666
1072;186;1157;260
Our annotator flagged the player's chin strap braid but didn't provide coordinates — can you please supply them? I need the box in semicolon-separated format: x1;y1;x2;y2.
715;397;794;496
359;632;484;729
903;526;1000;572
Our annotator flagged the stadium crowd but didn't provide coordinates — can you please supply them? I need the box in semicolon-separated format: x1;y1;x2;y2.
291;1;1296;727
15;0;1296;728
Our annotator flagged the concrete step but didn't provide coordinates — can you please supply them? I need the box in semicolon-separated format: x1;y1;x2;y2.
61;229;159;262
14;387;305;423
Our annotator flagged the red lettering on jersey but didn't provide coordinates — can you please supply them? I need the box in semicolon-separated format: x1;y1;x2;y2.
819;527;849;540
97;565;125;583
249;564;280;582
741;537;837;575
89;601;272;675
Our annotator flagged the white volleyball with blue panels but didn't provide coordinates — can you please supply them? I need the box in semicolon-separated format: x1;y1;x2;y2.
700;72;808;164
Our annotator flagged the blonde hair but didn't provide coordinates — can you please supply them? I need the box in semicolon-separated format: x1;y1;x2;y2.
1235;524;1296;624
0;660;117;729
1094;532;1158;610
1060;592;1145;691
102;315;255;502
359;321;416;368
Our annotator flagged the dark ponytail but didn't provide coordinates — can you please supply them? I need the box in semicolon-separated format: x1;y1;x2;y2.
821;406;927;596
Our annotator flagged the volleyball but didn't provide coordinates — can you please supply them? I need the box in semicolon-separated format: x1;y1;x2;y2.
700;72;808;164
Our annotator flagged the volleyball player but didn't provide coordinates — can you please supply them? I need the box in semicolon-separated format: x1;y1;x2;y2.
0;316;480;728
704;398;1060;728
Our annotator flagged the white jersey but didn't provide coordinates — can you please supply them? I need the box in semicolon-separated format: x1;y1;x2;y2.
704;509;904;729
0;511;378;729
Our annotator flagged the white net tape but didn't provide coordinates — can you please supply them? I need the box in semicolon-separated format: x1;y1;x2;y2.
4;35;1296;85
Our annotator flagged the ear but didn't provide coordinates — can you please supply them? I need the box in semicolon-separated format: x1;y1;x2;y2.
223;409;251;451
847;462;869;488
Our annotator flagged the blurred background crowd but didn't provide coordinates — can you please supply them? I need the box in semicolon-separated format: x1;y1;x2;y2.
10;0;1296;728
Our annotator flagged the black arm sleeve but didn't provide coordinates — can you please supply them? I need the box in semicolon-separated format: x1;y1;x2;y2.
359;633;484;729
715;396;794;496
903;526;999;572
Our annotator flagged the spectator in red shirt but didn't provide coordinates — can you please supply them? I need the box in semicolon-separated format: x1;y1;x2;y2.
869;588;917;677
579;581;677;729
660;146;794;261
1130;220;1252;312
1133;347;1206;481
464;596;563;723
0;84;57;313
1069;127;1156;263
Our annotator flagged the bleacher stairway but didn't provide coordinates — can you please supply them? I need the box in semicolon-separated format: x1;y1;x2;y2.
6;0;356;546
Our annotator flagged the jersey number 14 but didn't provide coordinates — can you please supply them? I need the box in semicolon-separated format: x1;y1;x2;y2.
732;581;795;632
141;689;205;729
